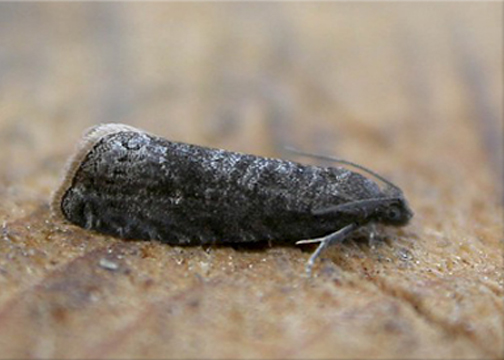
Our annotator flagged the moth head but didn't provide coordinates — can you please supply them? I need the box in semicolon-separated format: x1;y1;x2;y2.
374;196;413;226
314;195;413;228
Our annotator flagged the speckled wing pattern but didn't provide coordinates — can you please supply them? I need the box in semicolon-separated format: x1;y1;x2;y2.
58;128;383;245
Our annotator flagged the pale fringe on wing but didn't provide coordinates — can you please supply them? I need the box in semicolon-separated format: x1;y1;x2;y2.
50;123;145;221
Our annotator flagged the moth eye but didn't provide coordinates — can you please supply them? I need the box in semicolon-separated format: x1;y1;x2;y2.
387;206;402;220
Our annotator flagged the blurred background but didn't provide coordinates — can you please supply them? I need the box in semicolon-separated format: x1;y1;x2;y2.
0;3;502;358
0;2;501;196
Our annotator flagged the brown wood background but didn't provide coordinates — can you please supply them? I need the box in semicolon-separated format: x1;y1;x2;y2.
0;3;502;359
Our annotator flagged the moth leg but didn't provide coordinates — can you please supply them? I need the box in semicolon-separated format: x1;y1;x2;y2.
297;223;358;276
368;223;378;248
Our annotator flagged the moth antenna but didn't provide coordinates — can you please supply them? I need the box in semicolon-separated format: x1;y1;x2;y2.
284;146;402;195
312;197;400;216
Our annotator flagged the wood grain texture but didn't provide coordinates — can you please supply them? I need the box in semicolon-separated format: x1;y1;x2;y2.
0;3;502;359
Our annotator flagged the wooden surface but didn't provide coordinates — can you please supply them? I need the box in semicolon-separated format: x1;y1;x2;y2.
0;3;502;359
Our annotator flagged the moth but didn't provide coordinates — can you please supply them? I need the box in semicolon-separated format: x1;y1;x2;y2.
52;124;413;274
